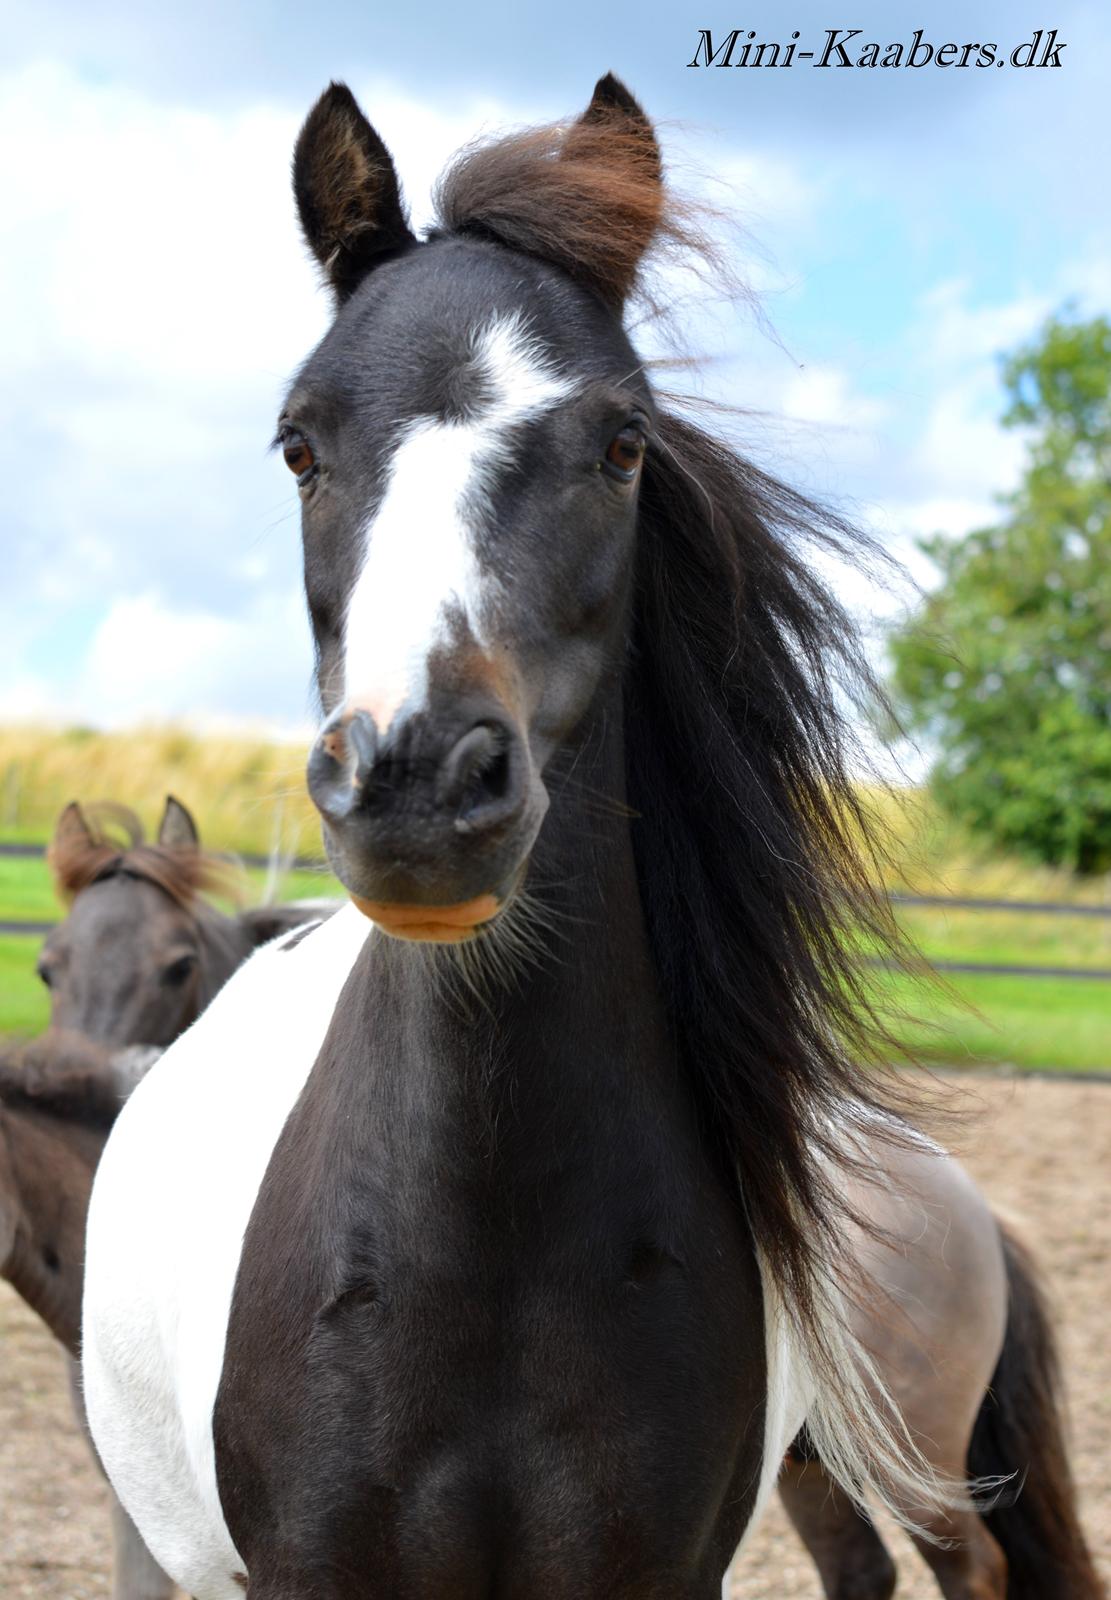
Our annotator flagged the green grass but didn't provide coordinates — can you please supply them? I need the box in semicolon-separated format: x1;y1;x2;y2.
0;856;60;921
871;969;1111;1076
0;934;48;1036
893;903;1111;972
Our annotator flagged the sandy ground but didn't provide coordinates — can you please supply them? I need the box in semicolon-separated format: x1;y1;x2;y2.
1;1073;1108;1598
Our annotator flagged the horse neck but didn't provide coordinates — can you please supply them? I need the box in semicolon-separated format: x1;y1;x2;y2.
355;672;675;1143
195;904;253;1009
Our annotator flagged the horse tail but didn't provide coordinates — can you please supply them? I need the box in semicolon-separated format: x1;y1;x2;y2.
967;1218;1105;1599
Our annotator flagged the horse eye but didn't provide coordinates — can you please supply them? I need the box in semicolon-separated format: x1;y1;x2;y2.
282;431;316;482
603;425;647;481
36;961;54;988
161;955;197;988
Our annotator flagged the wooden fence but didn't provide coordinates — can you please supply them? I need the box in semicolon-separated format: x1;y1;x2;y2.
4;841;1110;979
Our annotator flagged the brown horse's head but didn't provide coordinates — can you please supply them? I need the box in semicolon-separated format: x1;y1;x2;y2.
36;797;310;1048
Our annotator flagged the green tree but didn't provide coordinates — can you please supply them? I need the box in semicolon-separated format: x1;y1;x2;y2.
889;313;1111;873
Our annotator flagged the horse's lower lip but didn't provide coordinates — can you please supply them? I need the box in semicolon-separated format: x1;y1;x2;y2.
350;892;501;942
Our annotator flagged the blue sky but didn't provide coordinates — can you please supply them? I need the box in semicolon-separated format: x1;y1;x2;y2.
3;1;1108;738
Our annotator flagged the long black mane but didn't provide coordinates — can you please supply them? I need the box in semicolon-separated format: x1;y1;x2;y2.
627;409;914;1338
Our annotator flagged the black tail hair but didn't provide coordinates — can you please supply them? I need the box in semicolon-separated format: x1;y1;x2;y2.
969;1221;1105;1599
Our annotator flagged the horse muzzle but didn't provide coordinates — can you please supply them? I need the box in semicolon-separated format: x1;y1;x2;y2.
307;701;545;940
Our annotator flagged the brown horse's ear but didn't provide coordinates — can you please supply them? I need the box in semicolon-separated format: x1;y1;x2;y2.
157;796;199;850
48;802;94;900
293;82;416;303
53;801;93;850
238;901;338;948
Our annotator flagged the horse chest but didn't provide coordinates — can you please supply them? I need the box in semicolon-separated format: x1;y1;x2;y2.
212;1039;768;1597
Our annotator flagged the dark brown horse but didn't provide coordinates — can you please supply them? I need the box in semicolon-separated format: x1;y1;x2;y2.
1;797;332;1599
38;796;313;1047
0;1032;174;1598
83;79;1103;1600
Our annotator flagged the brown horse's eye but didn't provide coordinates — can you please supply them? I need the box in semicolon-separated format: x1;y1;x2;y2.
603;425;647;481
282;431;316;481
161;954;198;988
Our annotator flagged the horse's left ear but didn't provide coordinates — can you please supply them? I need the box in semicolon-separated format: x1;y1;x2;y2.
576;73;661;177
294;82;416;303
563;73;663;306
157;796;199;850
437;72;662;312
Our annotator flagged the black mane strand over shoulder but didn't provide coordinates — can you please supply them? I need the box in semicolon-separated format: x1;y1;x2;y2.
627;410;915;1321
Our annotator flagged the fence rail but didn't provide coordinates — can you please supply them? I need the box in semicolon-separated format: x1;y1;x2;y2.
3;841;1110;978
0;840;325;872
888;891;1111;919
868;957;1111;982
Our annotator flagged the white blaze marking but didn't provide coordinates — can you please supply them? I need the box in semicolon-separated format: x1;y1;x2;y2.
342;314;572;733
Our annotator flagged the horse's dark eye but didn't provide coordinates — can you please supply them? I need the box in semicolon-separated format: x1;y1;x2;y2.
36;961;54;988
161;955;197;988
603;425;647;481
282;431;316;483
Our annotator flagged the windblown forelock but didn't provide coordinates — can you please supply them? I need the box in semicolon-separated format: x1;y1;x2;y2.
432;112;699;311
48;804;237;911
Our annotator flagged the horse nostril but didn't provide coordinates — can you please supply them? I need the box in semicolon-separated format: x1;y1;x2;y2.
308;724;355;823
347;709;378;786
309;708;383;823
444;722;522;834
442;724;500;803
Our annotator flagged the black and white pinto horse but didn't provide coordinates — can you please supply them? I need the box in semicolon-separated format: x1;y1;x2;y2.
83;79;1102;1600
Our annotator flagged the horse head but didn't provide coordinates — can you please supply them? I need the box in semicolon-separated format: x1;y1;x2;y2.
289;76;667;940
36;796;309;1046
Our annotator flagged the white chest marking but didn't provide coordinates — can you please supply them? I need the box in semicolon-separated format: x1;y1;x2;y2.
82;905;372;1599
342;313;572;732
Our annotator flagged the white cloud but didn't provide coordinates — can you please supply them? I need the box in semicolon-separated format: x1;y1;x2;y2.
4;56;1108;740
779;363;889;432
0;63;546;728
909;372;1025;503
70;588;317;733
0;675;61;723
0;62;537;390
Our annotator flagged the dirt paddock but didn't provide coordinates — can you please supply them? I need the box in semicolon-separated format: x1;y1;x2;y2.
2;1073;1108;1598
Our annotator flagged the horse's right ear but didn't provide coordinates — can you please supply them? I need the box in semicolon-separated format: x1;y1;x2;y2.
157;796;199;850
293;82;416;303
